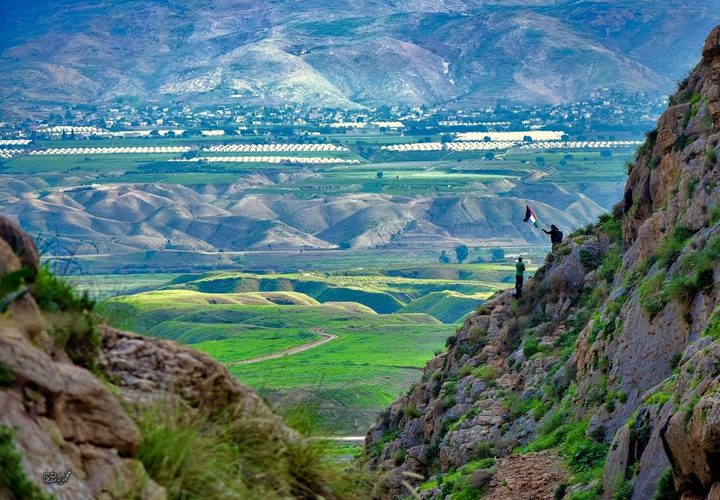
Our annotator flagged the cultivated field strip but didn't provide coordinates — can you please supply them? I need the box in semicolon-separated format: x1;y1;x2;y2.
203;143;349;152
29;146;192;155
174;156;361;164
382;140;642;152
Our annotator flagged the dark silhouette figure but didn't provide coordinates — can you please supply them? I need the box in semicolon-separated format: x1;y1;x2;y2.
515;257;526;299
543;225;563;248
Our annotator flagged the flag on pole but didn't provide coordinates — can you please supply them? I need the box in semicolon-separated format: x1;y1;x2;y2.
523;205;541;228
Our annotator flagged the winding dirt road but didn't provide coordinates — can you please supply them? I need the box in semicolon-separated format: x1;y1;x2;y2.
227;328;338;366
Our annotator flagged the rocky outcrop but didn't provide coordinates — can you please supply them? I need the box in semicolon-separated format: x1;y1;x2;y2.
367;25;720;500
0;216;301;498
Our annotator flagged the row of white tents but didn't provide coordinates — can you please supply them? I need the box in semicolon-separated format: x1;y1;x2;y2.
382;140;642;152
203;143;348;152
29;146;192;155
175;156;360;164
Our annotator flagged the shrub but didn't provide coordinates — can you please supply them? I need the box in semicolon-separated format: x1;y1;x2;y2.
0;425;52;500
639;273;667;315
654;225;694;269
523;337;543;358
708;147;718;165
653;467;679;500
474;441;495;459
34;265;101;371
579;249;601;272
599;247;622;284
473;365;499;381
703;310;720;339
613;479;634;500
404;405;421;419
458;365;474;378
33;264;95;313
0;363;15;386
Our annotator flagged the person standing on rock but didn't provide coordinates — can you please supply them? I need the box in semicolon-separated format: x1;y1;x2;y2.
515;256;526;299
543;225;564;248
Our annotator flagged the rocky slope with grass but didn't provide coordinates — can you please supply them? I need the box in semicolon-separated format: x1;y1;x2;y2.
366;25;720;500
0;216;352;499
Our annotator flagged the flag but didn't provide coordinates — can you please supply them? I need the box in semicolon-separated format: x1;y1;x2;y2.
523;205;541;228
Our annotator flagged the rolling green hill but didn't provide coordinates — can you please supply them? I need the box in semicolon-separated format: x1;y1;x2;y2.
100;288;450;433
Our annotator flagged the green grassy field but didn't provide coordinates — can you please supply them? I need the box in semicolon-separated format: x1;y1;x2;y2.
87;261;535;433
100;288;453;433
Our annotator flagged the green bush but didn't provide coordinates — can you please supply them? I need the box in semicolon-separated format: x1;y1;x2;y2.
639;273;667;315
708;147;717;165
473;365;499;381
579;249;601;272
0;363;15;386
613;479;634;500
661;235;719;307
0;425;52;500
652;467;679;500
33;264;94;313
458;365;474;378
703;310;720;339
654;226;694;269
523;337;542;358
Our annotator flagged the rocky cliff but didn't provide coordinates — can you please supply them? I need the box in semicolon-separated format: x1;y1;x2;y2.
366;25;720;500
0;216;342;498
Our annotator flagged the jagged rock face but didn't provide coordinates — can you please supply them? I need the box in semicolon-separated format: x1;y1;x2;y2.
366;25;720;500
0;216;297;499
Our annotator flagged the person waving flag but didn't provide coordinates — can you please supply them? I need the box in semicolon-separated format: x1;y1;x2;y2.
523;205;541;229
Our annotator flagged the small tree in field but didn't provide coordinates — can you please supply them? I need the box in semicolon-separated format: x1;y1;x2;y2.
455;245;469;263
491;248;505;262
376;171;384;179
439;250;451;264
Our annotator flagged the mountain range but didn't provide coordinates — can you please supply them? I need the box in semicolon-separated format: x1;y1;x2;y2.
1;0;719;114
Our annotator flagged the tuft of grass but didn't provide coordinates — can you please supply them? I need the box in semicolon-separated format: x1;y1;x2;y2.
137;402;367;499
661;234;719;307
652;467;679;500
653;225;694;270
34;265;101;371
639;273;667;316
707;147;717;165
472;365;499;381
0;425;52;500
703;310;720;339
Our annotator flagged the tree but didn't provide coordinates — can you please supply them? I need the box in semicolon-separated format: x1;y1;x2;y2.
376;171;384;179
439;250;451;264
523;135;533;142
491;248;505;262
484;152;495;161
455;245;469;263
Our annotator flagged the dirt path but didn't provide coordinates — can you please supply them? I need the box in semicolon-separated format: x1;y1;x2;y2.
483;451;567;500
227;328;337;366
